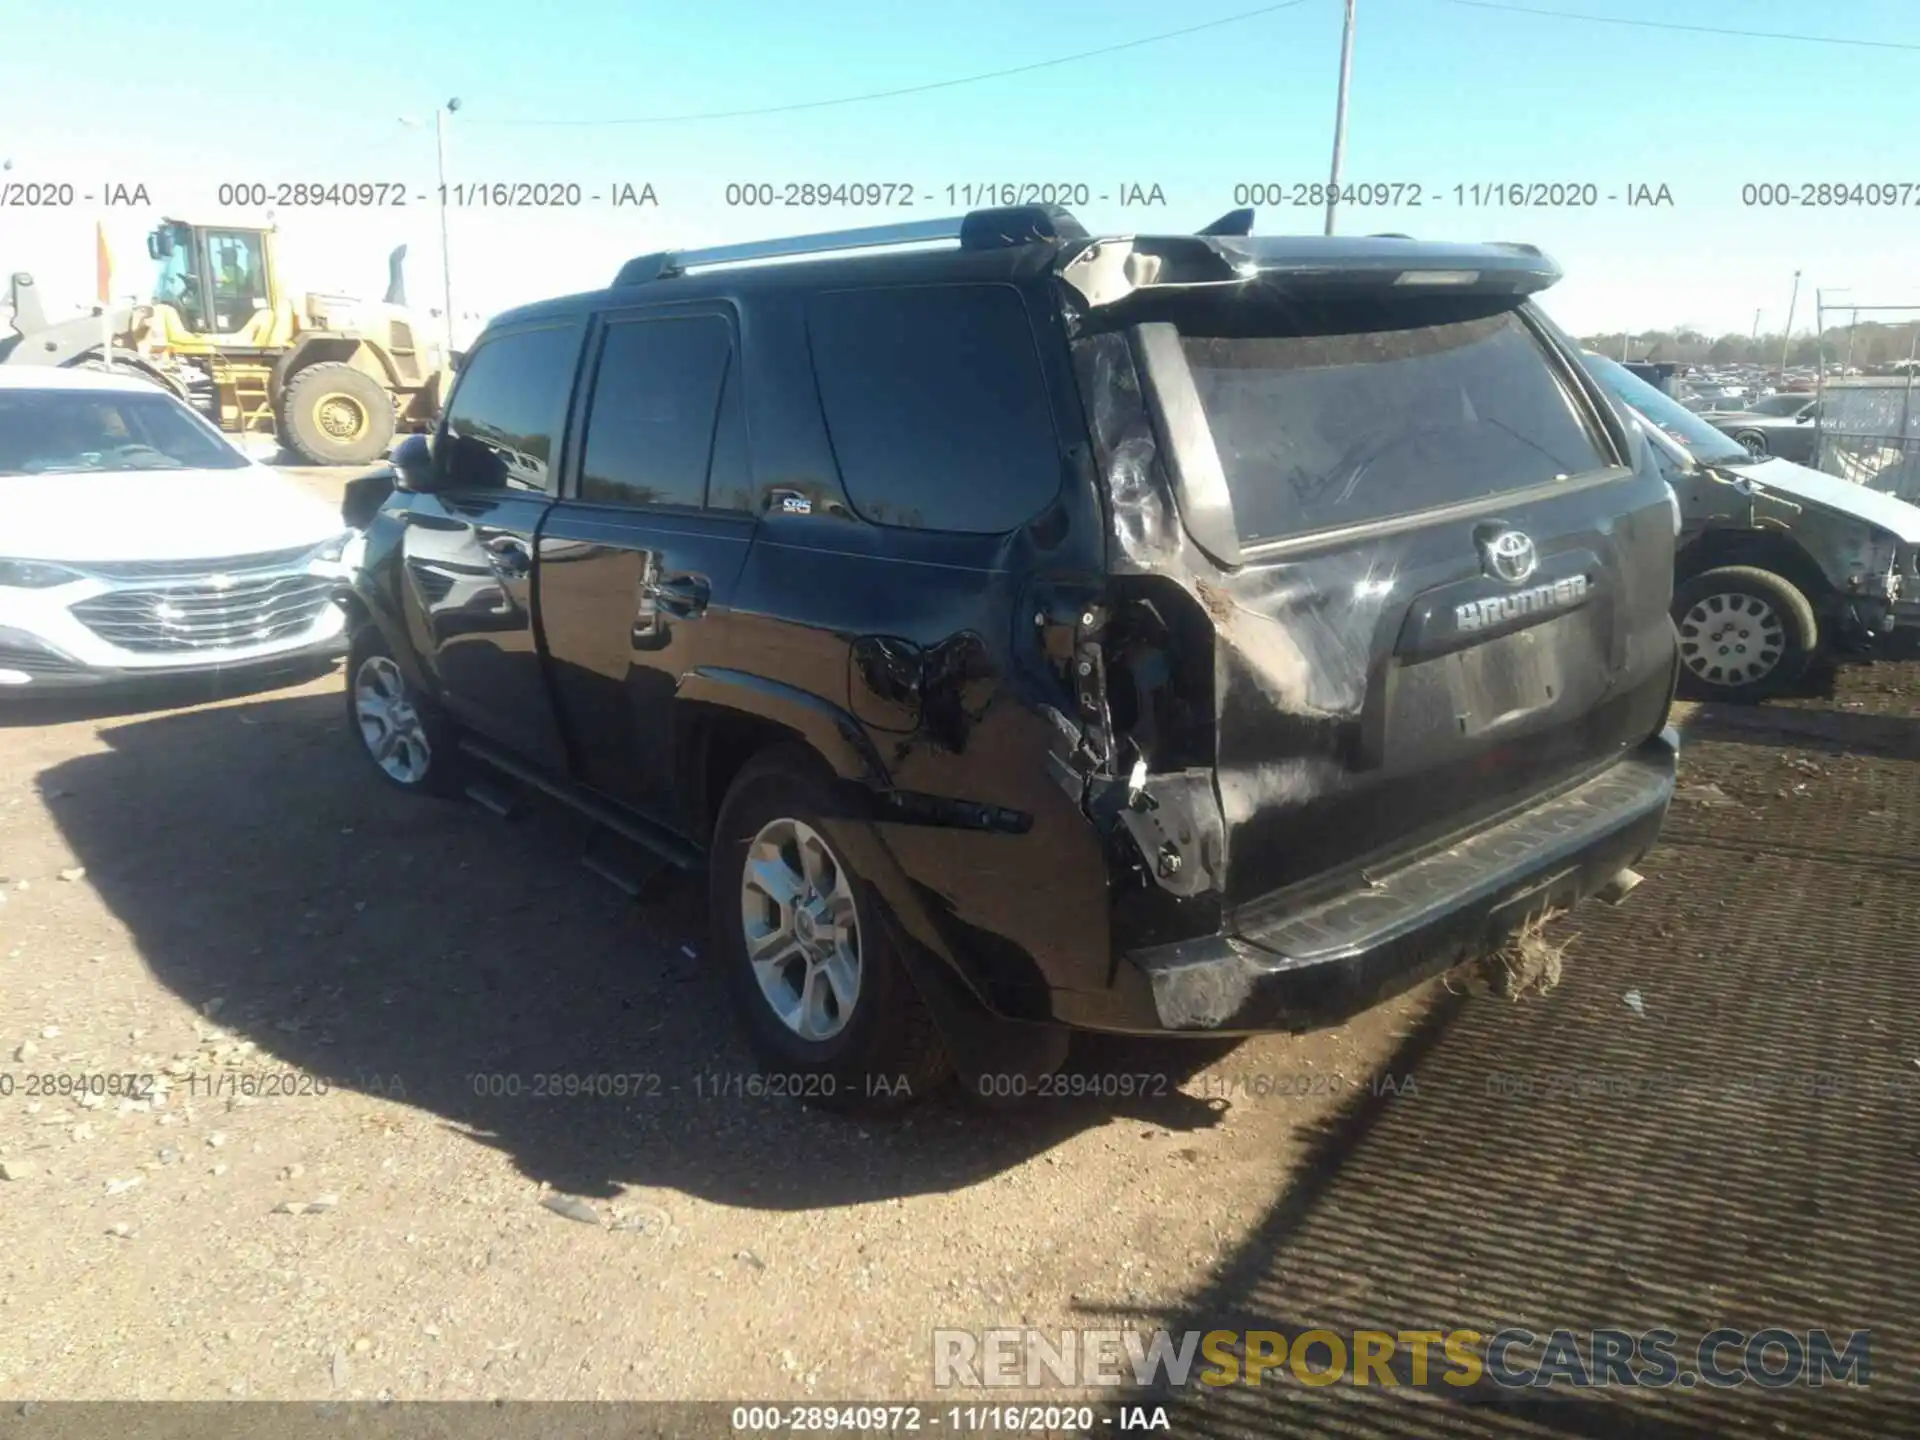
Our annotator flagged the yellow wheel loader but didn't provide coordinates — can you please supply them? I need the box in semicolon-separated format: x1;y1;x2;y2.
2;219;451;466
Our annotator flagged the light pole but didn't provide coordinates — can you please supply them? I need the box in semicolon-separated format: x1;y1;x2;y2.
1324;0;1357;236
436;98;461;357
1779;269;1801;377
399;100;462;359
1751;308;1762;359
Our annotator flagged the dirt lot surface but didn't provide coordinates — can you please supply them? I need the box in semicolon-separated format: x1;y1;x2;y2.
1;468;1915;1435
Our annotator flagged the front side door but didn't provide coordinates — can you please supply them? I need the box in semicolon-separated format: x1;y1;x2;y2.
536;306;758;827
398;320;584;771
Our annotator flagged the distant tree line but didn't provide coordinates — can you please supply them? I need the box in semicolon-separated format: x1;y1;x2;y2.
1579;319;1920;371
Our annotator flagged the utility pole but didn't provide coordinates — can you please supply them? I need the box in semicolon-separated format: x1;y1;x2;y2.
1324;0;1357;236
1751;308;1762;359
436;98;462;359
1779;269;1801;377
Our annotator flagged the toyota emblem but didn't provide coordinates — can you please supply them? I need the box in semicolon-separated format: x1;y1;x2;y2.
1480;529;1538;584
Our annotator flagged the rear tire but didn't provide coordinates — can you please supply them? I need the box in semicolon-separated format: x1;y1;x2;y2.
346;625;462;795
1672;565;1819;703
284;363;396;466
708;746;950;1113
1731;428;1770;458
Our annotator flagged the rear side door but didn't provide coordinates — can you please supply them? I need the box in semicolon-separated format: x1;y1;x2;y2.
536;305;757;827
397;320;584;771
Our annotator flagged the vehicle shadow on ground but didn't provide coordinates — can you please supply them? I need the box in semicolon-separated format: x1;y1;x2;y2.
0;658;339;729
1677;703;1920;761
1080;743;1919;1436
36;689;1235;1211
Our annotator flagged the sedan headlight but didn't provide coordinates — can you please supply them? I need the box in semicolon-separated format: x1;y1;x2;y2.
0;559;84;589
312;530;356;564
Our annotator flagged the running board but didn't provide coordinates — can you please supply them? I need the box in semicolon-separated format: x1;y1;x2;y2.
464;775;521;819
455;735;704;871
581;844;667;899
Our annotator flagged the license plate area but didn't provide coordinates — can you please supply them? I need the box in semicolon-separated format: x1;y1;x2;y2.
1378;610;1608;760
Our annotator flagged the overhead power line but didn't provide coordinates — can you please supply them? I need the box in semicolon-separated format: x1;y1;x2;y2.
1446;0;1920;53
469;0;1316;127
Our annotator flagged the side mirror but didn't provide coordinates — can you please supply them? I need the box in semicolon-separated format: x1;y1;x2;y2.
390;432;436;492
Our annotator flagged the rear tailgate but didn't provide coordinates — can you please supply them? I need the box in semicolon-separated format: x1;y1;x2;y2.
1077;283;1677;917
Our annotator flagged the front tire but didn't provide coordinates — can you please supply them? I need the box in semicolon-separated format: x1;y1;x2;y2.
708;746;950;1112
1672;565;1819;702
1731;428;1770;459
284;363;396;466
346;626;461;794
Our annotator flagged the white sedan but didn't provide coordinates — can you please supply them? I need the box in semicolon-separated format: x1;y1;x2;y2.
0;367;354;692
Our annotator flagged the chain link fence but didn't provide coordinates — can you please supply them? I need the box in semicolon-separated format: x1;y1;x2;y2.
1814;301;1920;502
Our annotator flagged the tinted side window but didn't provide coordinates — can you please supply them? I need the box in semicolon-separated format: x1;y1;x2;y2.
580;315;732;509
441;324;583;492
807;285;1060;533
705;356;755;512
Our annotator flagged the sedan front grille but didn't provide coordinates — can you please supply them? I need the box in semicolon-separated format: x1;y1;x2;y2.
70;574;333;654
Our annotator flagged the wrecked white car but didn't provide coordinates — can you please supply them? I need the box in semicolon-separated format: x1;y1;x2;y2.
1588;351;1920;701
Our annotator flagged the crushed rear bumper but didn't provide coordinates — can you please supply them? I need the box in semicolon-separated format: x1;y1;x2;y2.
1114;727;1679;1034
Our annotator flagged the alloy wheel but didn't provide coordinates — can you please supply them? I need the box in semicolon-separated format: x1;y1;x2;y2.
353;655;432;784
739;817;862;1042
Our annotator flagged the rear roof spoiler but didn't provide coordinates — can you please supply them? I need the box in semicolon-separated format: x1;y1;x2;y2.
1058;232;1563;310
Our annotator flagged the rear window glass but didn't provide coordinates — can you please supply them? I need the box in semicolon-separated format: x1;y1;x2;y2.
1180;304;1609;544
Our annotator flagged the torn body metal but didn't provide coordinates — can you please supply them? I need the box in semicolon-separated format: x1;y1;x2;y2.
1676;459;1915;642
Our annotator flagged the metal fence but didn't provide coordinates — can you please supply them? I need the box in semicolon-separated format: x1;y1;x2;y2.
1814;299;1920;502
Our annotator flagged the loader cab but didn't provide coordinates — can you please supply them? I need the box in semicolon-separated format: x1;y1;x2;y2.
146;220;277;342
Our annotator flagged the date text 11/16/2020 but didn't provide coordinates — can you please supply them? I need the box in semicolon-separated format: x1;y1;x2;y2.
1229;181;1676;209
208;181;661;209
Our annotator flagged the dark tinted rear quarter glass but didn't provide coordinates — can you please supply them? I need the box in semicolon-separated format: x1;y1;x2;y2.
705;356;755;512
581;315;732;509
442;324;583;493
807;284;1060;533
1181;304;1607;544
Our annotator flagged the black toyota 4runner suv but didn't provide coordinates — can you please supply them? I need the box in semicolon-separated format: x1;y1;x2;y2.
337;205;1680;1107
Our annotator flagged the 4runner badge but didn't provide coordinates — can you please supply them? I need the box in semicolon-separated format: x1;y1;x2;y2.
1455;573;1590;634
1479;529;1538;584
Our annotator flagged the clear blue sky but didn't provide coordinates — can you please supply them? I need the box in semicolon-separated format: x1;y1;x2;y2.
3;0;1916;343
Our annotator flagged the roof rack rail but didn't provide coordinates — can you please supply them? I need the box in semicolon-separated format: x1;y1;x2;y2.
611;204;1089;286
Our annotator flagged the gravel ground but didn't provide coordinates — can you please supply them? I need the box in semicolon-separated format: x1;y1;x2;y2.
0;662;1407;1404
1;467;1913;1432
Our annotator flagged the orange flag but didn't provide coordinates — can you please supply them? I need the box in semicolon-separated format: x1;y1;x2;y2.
95;221;113;304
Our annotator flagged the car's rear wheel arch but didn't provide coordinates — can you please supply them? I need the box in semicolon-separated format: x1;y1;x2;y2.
685;705;811;843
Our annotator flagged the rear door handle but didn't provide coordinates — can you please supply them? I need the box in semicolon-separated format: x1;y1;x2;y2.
647;572;711;619
483;534;532;579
